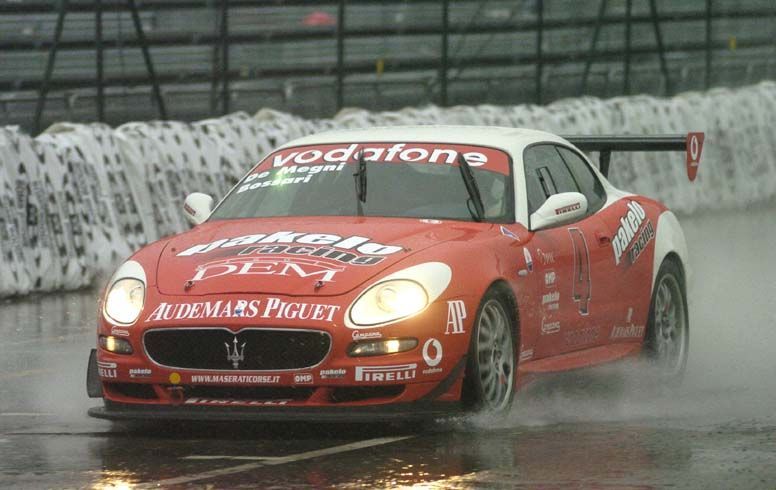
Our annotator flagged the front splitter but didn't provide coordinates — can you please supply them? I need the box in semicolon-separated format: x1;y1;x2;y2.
88;400;462;423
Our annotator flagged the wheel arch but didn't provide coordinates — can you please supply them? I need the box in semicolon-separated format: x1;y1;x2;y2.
652;210;690;294
485;279;521;351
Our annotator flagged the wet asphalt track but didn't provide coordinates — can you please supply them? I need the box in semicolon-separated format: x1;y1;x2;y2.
1;204;776;489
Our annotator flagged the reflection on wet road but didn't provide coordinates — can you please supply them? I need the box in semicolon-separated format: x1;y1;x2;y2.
1;205;775;489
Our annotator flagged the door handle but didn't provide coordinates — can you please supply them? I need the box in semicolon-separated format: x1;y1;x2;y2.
596;231;611;246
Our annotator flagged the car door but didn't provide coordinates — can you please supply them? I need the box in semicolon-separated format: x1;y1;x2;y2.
523;144;613;357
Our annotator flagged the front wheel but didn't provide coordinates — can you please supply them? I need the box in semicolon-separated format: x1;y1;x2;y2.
463;291;517;414
643;259;689;384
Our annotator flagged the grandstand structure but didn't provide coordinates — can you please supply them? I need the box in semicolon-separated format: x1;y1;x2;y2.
1;0;775;133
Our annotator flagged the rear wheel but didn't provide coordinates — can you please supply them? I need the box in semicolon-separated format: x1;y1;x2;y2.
463;290;517;414
644;259;689;383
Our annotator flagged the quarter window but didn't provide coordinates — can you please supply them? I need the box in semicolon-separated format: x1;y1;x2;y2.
556;147;607;213
523;145;580;214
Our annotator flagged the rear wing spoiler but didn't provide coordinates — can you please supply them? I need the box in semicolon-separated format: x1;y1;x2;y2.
562;133;704;182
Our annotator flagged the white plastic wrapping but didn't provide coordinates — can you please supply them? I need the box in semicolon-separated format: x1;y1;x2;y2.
1;83;776;297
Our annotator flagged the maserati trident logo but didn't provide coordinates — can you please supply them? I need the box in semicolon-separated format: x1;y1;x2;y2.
225;337;246;369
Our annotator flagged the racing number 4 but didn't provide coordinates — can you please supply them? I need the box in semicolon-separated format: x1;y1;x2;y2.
568;228;591;315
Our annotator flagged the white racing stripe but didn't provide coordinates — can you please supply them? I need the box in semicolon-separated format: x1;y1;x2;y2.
136;435;413;488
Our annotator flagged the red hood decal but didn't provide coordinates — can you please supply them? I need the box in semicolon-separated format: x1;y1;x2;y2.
157;216;489;296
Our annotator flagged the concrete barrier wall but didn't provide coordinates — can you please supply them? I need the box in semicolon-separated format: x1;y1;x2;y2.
1;82;775;296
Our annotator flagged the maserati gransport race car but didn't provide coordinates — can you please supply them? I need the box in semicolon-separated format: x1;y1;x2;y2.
87;126;703;421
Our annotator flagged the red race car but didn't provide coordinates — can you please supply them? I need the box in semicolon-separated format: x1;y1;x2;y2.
87;126;703;421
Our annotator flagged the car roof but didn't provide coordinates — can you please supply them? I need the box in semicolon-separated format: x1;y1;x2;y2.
277;125;571;156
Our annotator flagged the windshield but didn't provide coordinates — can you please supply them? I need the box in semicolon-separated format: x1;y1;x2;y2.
210;142;514;223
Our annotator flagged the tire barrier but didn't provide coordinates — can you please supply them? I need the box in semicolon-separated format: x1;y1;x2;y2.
1;81;775;297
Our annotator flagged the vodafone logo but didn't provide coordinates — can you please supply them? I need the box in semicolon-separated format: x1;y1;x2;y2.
422;338;443;367
685;132;704;181
271;143;489;168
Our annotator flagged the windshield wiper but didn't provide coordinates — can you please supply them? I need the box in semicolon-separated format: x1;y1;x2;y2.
457;153;485;222
353;150;367;215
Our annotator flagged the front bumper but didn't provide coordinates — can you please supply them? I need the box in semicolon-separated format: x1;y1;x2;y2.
88;399;461;422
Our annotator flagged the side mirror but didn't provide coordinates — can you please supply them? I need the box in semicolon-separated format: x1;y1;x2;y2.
530;192;588;231
183;192;214;226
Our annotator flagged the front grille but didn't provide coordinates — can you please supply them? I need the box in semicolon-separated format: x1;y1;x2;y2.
144;328;331;371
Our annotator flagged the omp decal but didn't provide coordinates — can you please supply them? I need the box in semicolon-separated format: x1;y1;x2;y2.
355;364;417;382
445;300;467;335
613;201;655;267
293;373;314;384
178;231;402;260
145;298;340;322
569;228;591;315
191;256;345;283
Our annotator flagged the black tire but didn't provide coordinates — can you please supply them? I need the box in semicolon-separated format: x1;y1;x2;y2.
643;258;689;385
462;289;517;414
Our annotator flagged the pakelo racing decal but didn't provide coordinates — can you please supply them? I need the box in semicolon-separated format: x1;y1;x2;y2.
612;201;655;267
177;231;402;267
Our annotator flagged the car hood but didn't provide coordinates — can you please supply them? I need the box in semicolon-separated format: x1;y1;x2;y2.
156;216;491;297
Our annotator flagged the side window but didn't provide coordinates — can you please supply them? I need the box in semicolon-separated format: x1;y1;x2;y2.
556;147;607;213
523;145;580;214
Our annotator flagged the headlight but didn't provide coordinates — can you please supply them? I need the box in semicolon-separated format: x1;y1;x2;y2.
350;280;428;327
103;261;147;326
347;262;452;328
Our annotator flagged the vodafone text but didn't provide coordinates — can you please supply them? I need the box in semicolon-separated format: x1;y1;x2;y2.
270;144;489;168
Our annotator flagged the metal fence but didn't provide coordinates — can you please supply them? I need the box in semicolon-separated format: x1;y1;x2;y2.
1;0;775;133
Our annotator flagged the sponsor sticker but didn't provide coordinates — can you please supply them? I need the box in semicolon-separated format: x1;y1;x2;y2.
565;326;600;346
611;324;645;340
189;374;280;384
555;202;581;215
445;300;467;335
541;319;560;335
352;330;382;341
519;348;534;362
184;398;289;406
542;291;559;305
97;361;117;379
319;368;347;379
111;328;130;337
544;270;556;288
536;248;555;265
355;364;417;382
129;368;152;379
177;231;402;261
612;201;655;267
191;256;345;283
293;373;314;384
422;338;443;367
145;298;340;323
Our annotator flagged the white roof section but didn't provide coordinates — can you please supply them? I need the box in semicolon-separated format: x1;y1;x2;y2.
278;125;571;156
